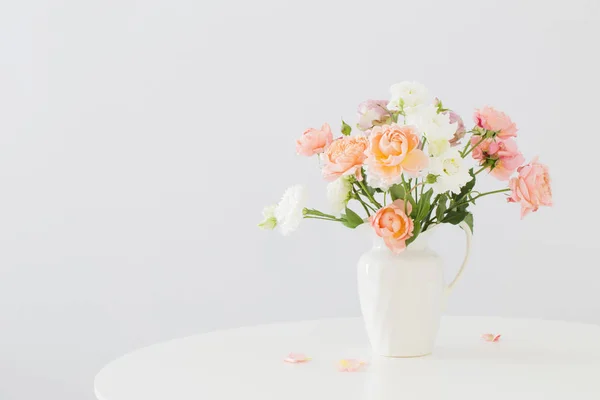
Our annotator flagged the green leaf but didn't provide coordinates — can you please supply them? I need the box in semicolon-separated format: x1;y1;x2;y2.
451;169;476;204
442;210;468;225
389;184;405;201
406;222;422;245
416;189;434;221
436;194;448;221
464;213;474;233
405;188;416;209
341;120;352;136
341;207;364;229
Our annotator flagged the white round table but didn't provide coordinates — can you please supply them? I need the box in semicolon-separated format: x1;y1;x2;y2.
94;317;600;400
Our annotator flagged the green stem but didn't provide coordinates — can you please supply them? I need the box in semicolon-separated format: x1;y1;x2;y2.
422;194;440;231
357;181;382;208
449;188;511;210
303;208;339;219
423;217;438;231
474;166;487;175
303;215;341;222
353;186;378;213
420;136;428;151
352;187;372;217
408;181;425;193
462;136;485;157
401;175;411;214
414;178;418;204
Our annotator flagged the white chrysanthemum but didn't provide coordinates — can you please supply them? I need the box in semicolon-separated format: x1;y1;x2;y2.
428;149;471;195
406;104;457;141
326;177;352;216
258;205;277;230
387;81;430;111
274;185;307;236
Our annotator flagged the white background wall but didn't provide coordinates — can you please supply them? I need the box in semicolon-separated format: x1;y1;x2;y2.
1;0;599;399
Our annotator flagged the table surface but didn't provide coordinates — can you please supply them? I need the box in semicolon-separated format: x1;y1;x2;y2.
94;317;600;400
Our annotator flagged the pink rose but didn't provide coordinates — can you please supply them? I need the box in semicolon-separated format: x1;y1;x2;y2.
365;124;428;188
321;136;369;181
508;158;552;219
471;137;525;180
473;106;518;139
369;200;414;254
296;123;333;156
356;100;391;131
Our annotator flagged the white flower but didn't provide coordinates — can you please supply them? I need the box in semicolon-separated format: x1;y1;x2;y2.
365;168;402;190
387;81;430;111
428;149;471;195
274;185;307;236
406;104;457;141
326;177;353;216
258;205;277;230
426;137;451;157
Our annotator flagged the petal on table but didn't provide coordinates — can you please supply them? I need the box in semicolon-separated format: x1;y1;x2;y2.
284;353;311;363
481;333;502;342
338;359;367;372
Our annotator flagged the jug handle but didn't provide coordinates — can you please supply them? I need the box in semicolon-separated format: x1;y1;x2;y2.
445;220;472;296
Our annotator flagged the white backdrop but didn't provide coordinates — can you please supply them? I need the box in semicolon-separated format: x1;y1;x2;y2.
1;0;599;399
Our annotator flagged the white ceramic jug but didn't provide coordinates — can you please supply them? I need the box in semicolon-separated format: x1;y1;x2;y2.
357;221;472;357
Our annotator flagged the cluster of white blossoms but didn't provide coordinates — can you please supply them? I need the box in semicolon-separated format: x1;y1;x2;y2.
259;185;307;235
428;149;471;194
393;82;471;194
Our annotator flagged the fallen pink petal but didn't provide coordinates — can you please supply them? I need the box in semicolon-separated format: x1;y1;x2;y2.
283;353;311;363
481;333;502;342
338;359;367;372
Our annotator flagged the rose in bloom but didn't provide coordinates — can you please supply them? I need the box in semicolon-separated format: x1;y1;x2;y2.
321;136;369;181
473;106;518;139
296;123;333;156
365;124;428;189
471;137;525;180
356;100;391;131
507;158;552;219
369;200;414;254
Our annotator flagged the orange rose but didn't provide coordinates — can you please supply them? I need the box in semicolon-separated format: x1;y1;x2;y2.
321;136;369;182
365;124;428;189
369;200;414;254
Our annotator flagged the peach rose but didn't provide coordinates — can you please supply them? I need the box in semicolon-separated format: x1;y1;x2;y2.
321;136;369;181
296;123;333;156
369;200;414;254
471;137;525;180
508;158;552;219
473;106;517;139
365;124;428;188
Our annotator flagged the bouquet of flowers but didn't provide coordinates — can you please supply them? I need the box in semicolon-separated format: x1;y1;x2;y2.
259;82;552;254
